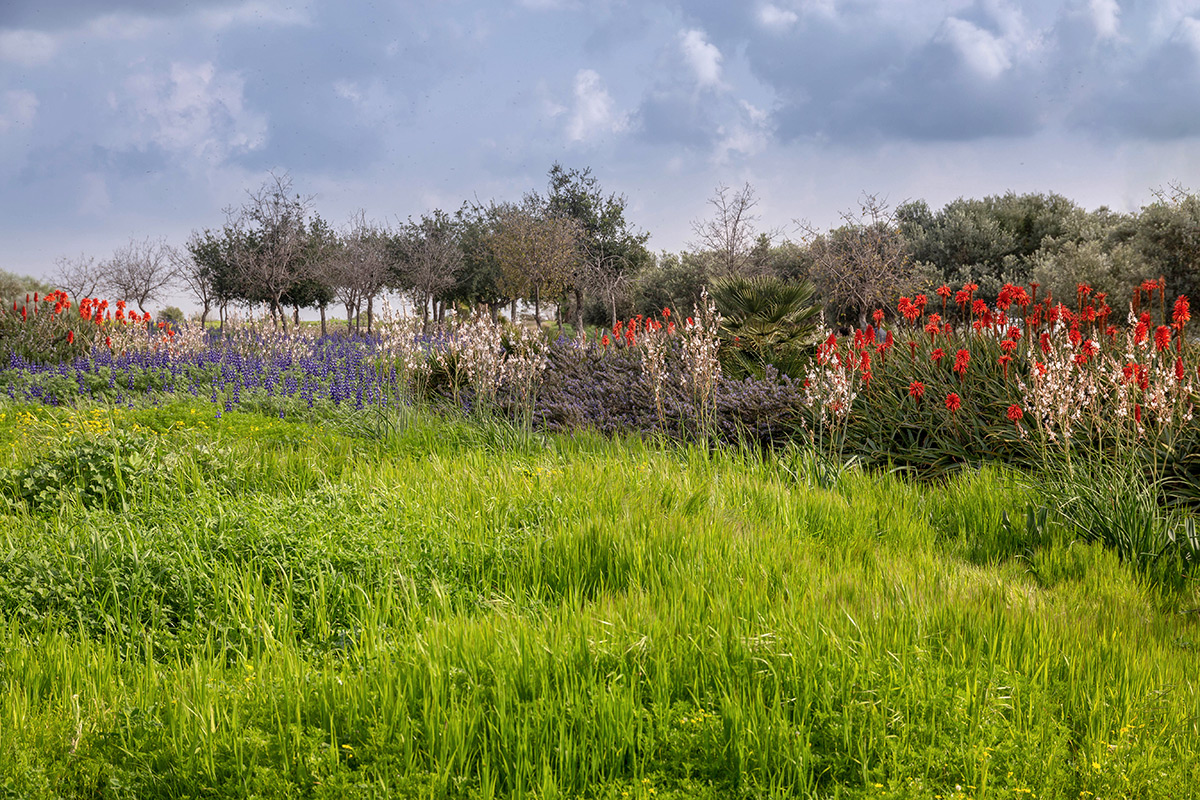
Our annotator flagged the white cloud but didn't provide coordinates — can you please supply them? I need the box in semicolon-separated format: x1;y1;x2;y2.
0;29;59;66
757;4;799;31
197;1;313;30
941;17;1013;79
1178;16;1200;54
1088;0;1120;39
679;28;724;88
123;62;267;164
565;68;628;142
713;100;772;164
0;89;37;133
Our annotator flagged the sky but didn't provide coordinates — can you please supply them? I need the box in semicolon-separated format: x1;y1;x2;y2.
4;0;1200;299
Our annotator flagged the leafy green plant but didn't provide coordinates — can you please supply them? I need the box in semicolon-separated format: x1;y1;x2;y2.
710;274;820;380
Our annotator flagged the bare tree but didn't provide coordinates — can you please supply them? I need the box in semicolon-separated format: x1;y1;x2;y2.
101;237;177;314
797;193;923;328
53;254;103;302
690;182;776;277
328;211;392;334
392;210;462;332
580;247;629;329
224;171;314;331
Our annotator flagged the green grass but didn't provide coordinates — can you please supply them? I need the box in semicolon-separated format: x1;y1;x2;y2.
0;401;1197;798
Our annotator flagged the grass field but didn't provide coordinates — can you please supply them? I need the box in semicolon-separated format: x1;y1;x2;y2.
1;400;1198;798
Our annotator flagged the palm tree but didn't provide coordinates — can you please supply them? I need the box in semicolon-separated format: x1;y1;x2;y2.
710;275;821;380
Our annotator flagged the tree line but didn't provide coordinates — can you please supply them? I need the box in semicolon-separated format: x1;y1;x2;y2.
5;168;1200;332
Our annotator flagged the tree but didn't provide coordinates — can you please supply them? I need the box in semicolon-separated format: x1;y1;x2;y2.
447;201;513;319
392;210;462;331
690;182;775;278
799;194;926;328
53;254;102;302
542;163;651;330
488;201;579;326
329;212;393;334
0;269;53;305
1133;184;1200;303
178;229;232;328
224;171;315;331
101;236;177;314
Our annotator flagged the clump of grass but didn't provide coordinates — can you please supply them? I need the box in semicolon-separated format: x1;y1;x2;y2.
0;400;1197;798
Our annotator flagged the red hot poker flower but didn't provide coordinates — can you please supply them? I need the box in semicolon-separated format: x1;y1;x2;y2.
1173;295;1190;328
953;348;970;376
932;348;945;363
908;380;925;400
1155;325;1171;352
1006;404;1024;426
945;392;961;412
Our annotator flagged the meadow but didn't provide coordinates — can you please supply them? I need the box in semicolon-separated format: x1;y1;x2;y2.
0;284;1199;797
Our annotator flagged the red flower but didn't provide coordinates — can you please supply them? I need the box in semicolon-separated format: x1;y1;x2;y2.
1173;295;1190;328
945;392;961;412
936;284;952;300
67;330;74;345
953;348;970;376
1176;357;1185;381
932;348;945;363
1155;325;1171;352
1000;339;1018;354
1006;404;1024;425
662;307;671;318
872;308;885;325
908;380;925;400
1135;320;1149;345
998;354;1013;377
1135;403;1142;424
601;333;610;347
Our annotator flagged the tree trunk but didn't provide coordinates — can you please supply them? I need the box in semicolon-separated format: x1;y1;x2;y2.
420;292;430;334
610;292;617;329
346;303;354;333
574;287;585;335
510;299;517;324
293;305;300;327
366;295;374;335
534;286;541;326
319;304;327;337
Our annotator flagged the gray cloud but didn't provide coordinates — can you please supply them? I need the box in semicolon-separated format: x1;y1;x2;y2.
0;0;238;29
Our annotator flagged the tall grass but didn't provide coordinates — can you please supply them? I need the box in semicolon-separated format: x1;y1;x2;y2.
0;401;1197;798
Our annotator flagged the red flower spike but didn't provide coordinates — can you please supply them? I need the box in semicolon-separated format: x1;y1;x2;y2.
908;380;925;400
1176;357;1185;381
945;392;961;413
931;348;945;363
1006;404;1024;426
1155;325;1171;352
67;330;74;345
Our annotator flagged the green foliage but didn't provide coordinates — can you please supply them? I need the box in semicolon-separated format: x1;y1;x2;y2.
710;274;820;380
0;400;1197;798
0;428;155;511
0;269;53;306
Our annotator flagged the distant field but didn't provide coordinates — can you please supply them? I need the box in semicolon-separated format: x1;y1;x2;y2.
0;400;1197;798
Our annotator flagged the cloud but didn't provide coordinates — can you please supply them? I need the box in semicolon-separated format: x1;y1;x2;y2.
565;68;629;142
940;17;1013;79
0;29;59;65
679;28;723;87
756;4;798;31
1088;0;1120;39
0;89;38;132
120;62;267;165
0;0;240;29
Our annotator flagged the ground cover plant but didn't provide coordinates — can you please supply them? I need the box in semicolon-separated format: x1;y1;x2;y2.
0;400;1198;799
2;282;1200;796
